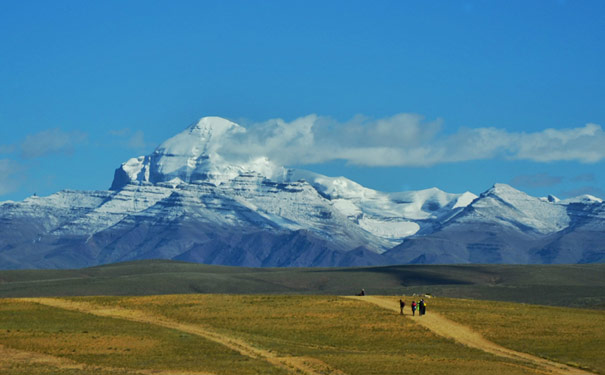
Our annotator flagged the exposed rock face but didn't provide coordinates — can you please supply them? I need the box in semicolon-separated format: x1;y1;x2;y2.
1;117;603;269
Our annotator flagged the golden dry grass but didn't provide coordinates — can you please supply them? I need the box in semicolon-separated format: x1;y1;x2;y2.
0;299;284;375
0;294;602;375
103;294;572;374
423;297;605;374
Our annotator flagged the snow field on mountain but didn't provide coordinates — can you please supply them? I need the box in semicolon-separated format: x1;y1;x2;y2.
462;183;570;234
1;116;604;268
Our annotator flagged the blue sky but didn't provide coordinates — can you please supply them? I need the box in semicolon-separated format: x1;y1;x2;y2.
1;0;604;201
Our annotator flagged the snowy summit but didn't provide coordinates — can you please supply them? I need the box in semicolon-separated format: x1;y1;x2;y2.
0;116;604;269
111;117;284;189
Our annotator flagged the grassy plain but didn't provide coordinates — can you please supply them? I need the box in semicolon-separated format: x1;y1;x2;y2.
0;299;284;375
105;294;527;375
1;294;602;374
1;260;604;309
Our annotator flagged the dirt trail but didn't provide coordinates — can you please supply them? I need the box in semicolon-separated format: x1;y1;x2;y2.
347;296;595;375
22;298;345;375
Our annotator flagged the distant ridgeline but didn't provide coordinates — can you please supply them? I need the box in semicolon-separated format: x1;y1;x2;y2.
1;117;604;269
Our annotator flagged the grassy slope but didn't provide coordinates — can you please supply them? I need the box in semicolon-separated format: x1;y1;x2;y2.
423;296;605;374
112;294;544;375
2;295;604;374
0;299;284;375
0;260;604;308
0;295;573;375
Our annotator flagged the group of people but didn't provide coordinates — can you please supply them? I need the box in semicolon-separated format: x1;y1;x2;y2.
355;289;427;316
400;298;427;316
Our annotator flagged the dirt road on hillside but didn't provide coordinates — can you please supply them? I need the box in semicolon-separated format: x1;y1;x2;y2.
347;296;595;375
21;298;345;375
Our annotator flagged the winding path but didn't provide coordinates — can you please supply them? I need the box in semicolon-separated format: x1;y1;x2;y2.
347;296;595;375
22;298;346;375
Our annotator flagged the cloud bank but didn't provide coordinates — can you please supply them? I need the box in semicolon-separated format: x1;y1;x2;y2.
0;159;22;195
221;114;605;167
20;129;87;159
511;173;564;188
109;128;147;150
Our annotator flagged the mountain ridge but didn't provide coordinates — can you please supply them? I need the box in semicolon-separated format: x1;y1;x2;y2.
1;117;604;269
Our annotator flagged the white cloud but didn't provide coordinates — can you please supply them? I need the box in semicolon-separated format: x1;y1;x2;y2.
20;129;87;159
127;130;146;149
513;123;604;163
0;144;15;154
109;128;147;149
220;114;605;167
223;114;445;166
0;159;22;195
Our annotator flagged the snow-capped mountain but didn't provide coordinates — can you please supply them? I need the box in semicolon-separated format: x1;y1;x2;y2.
1;117;603;269
385;183;605;264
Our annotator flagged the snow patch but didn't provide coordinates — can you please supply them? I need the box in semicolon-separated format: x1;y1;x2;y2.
561;195;603;204
358;216;420;242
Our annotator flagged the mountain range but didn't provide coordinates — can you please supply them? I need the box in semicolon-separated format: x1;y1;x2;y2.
1;117;604;269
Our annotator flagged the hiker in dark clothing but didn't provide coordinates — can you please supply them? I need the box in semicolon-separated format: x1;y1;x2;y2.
399;299;405;315
411;301;417;316
419;299;426;315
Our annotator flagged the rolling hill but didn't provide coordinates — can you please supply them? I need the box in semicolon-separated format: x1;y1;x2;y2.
0;260;603;309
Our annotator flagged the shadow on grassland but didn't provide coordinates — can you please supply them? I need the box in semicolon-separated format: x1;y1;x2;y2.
0;260;603;309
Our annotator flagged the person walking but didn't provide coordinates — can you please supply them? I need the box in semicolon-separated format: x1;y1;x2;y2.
419;299;426;316
399;299;405;315
411;300;417;316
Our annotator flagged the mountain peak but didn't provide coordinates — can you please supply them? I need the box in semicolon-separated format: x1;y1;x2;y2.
466;182;571;234
188;116;241;134
159;117;244;157
482;183;529;200
490;183;520;193
111;117;250;190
